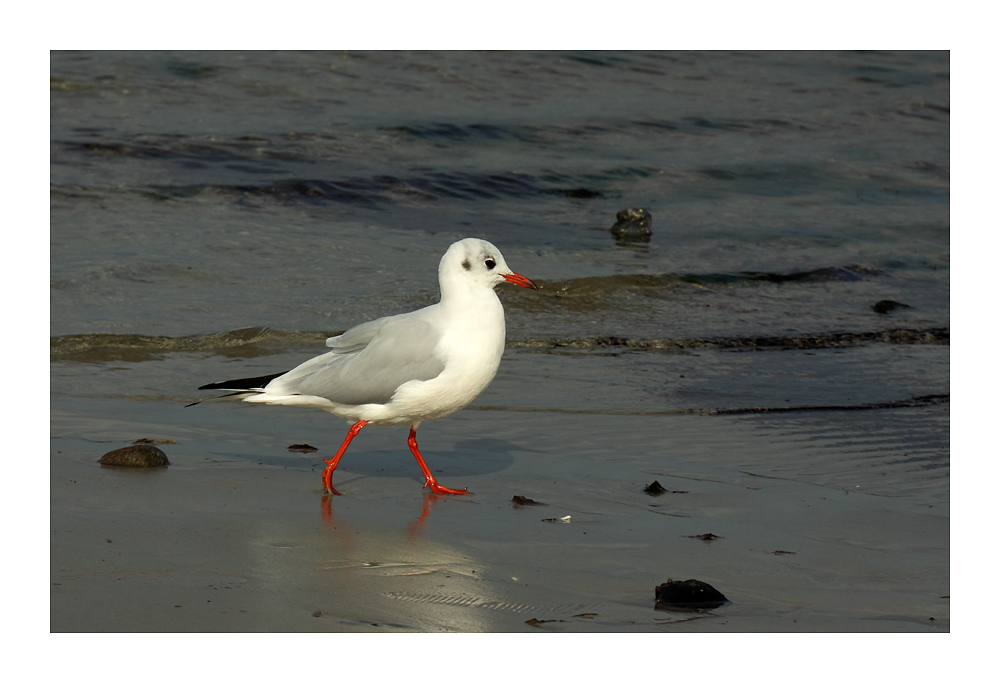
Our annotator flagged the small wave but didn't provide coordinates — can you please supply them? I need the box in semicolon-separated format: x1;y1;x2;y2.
510;328;948;351
470;394;949;416
50;325;948;362
55;131;338;164
130;171;583;205
49;327;330;362
499;266;887;313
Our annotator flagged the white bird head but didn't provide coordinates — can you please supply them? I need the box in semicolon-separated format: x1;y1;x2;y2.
439;238;538;296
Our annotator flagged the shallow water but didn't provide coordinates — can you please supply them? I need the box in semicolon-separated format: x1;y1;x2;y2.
50;50;949;632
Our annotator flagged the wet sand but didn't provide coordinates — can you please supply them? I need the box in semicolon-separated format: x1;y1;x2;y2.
51;390;949;632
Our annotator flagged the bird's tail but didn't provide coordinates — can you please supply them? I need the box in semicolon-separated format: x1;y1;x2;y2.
186;371;287;407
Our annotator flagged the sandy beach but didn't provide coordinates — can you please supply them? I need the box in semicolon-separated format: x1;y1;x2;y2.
51;384;948;632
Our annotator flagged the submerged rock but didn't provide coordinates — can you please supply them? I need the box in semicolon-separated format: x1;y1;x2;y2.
511;495;546;507
100;444;169;468
873;299;911;315
655;579;728;611
610;208;652;243
555;187;602;199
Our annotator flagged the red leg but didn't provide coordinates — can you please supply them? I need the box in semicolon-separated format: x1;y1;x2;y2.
407;426;469;495
322;420;368;494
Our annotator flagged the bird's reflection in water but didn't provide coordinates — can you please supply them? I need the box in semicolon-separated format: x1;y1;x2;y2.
310;490;500;631
320;493;336;525
407;494;449;533
320;491;452;538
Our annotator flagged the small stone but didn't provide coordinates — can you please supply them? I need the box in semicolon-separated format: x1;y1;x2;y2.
687;533;723;542
644;480;667;496
610;208;652;243
100;444;169;468
511;495;546;507
655;579;728;610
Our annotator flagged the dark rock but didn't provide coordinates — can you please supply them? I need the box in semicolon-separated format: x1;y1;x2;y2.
655;579;728;611
511;495;546;507
873;299;911;314
610;208;652;243
686;533;723;542
644;480;667;496
100;444;169;468
288;443;318;452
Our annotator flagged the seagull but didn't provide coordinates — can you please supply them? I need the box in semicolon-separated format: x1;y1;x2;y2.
193;238;538;495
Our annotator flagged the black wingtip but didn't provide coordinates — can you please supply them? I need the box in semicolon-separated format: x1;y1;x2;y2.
197;371;287;392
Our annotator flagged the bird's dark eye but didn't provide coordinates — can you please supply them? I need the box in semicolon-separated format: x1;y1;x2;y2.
484;258;496;270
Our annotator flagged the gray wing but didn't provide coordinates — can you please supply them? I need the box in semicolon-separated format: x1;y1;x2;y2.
266;311;445;405
325;316;390;351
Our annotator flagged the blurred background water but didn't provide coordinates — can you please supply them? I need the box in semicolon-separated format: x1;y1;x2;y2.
51;50;948;408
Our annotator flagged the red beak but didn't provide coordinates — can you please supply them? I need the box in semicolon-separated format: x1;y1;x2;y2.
501;271;539;290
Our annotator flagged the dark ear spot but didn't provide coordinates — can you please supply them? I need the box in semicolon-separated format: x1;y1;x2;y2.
461;258;471;271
